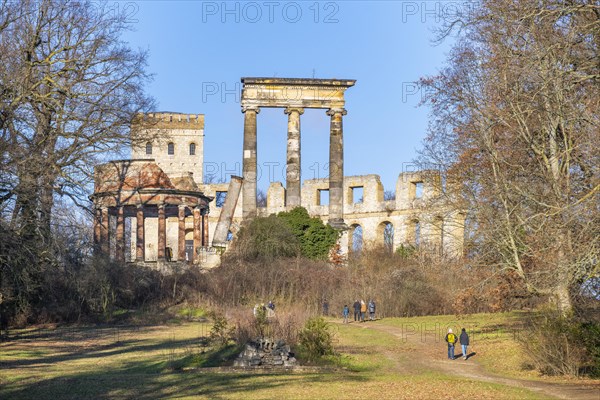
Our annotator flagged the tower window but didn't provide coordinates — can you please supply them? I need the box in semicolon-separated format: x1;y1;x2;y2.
167;142;174;155
189;143;196;155
145;142;152;155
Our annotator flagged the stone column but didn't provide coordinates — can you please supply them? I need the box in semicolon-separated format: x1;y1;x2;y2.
284;107;304;208
201;210;207;247
93;208;101;254
157;203;166;260
178;205;186;262
242;106;259;219
327;108;347;228
212;176;243;247
101;207;109;255
193;206;202;263
136;205;145;261
115;206;125;262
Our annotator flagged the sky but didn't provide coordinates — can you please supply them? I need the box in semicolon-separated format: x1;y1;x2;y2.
120;0;457;193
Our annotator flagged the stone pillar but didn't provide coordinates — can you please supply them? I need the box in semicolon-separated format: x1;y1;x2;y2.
212;176;243;247
178;205;186;261
202;209;209;247
101;207;109;255
136;205;145;261
115;206;125;262
93;208;101;254
284;107;304;208
157;203;166;260
193;206;202;263
327;108;347;228
242;106;259;219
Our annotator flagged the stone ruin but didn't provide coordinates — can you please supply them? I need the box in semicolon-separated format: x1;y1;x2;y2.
233;338;297;368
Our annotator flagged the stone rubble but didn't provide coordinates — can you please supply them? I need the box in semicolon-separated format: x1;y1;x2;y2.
233;338;297;368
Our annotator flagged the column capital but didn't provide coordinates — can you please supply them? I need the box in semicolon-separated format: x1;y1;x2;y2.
284;107;304;115
242;105;261;114
326;108;347;117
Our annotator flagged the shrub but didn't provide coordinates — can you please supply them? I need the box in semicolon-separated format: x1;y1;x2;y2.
278;207;339;260
232;215;300;261
519;310;600;376
228;306;308;346
297;316;335;361
208;311;234;347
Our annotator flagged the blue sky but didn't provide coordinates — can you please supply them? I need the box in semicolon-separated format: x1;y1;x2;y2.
121;1;456;193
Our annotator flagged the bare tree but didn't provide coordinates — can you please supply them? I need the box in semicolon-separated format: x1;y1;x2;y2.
419;0;600;313
1;0;154;234
0;0;154;321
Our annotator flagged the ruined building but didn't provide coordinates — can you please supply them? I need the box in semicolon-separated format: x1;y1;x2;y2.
91;78;465;269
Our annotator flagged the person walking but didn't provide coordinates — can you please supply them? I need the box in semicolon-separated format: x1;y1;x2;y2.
353;300;361;322
460;328;470;359
368;299;376;321
360;300;367;322
322;299;329;316
342;305;350;324
445;328;458;360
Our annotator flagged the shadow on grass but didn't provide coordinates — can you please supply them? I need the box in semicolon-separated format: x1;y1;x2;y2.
0;357;369;400
454;352;477;360
0;324;207;371
0;336;200;370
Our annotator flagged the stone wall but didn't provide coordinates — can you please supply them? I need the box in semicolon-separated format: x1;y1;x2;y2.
132;113;205;185
202;171;465;257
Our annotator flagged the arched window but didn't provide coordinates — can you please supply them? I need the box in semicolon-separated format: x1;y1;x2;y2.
145;142;152;155
382;222;394;252
350;224;363;253
167;142;174;155
189;142;196;155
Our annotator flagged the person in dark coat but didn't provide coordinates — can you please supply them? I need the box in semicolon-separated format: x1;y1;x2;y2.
353;300;361;322
460;328;470;359
368;299;376;320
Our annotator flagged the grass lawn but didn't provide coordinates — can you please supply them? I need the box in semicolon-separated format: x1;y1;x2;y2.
0;313;578;399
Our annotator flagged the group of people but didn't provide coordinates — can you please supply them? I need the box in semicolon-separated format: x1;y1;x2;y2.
444;328;470;360
253;300;276;318
342;299;376;323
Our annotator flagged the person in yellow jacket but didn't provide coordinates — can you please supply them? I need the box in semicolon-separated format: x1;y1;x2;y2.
445;328;458;360
360;300;367;322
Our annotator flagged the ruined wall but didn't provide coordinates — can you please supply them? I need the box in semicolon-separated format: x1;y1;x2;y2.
123;113;464;260
202;172;465;257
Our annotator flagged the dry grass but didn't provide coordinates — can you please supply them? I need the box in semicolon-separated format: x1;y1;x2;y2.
0;313;558;399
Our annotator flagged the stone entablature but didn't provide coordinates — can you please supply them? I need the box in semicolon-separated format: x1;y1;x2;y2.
241;77;355;109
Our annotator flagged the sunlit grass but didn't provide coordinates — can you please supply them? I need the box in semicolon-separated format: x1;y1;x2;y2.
0;315;561;399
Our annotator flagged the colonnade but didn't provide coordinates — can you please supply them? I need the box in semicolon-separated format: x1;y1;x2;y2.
241;106;348;228
93;204;209;263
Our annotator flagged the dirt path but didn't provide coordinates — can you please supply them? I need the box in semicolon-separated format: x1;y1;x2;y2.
346;320;600;400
